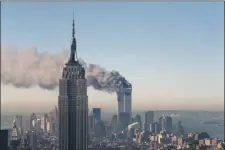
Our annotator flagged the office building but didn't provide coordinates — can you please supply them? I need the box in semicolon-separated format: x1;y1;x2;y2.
159;116;172;133
48;106;58;134
177;121;184;135
127;122;140;138
149;122;159;134
144;111;154;131
54;106;58;131
41;119;51;133
41;114;50;133
0;130;9;150
88;114;95;138
111;114;118;132
10;121;21;150
14;115;23;135
30;113;37;131
43;113;48;132
58;17;88;150
133;114;142;130
29;131;37;150
92;108;101;121
118;112;131;130
94;121;106;138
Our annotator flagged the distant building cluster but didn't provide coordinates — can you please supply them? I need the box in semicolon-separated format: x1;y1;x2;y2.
0;107;58;150
1;110;224;150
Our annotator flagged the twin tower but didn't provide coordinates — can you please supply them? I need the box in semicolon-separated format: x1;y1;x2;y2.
117;83;132;127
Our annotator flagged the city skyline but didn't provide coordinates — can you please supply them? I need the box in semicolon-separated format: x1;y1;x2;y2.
1;2;224;113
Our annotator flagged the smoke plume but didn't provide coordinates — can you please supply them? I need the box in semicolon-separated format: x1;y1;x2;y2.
1;45;131;92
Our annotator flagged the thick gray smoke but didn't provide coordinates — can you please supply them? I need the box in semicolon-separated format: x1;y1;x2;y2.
1;45;131;92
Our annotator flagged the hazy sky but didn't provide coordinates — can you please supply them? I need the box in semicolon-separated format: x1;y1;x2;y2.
1;2;224;113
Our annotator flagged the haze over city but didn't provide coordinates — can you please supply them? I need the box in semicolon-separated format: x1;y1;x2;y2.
1;2;224;113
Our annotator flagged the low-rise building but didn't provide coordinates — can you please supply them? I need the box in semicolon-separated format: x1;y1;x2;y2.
205;139;211;145
199;139;204;145
177;137;183;146
211;138;217;145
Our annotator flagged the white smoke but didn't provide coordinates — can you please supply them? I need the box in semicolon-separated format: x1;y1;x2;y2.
1;45;131;92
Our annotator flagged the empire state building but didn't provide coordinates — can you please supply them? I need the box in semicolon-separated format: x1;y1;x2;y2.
58;18;88;150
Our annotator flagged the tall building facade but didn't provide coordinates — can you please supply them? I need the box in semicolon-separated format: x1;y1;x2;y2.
117;83;132;124
29;131;37;150
177;121;184;135
118;112;131;130
48;106;58;134
0;130;9;150
10;121;21;150
58;18;88;150
30;113;37;131
14;115;23;135
117;85;132;116
92;108;101;121
144;111;154;131
111;114;118;132
159;116;172;133
133;114;142;130
149;122;159;134
88;114;95;138
43;113;48;132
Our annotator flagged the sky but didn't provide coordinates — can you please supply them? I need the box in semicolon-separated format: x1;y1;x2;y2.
1;2;224;113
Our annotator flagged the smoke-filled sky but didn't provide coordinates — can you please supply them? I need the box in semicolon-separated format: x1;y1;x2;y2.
1;2;224;113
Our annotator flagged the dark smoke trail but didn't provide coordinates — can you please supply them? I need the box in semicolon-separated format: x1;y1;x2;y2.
1;45;131;92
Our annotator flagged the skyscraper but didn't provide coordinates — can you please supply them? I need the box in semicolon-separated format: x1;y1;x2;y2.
14;115;23;135
58;17;88;150
30;113;37;131
177;121;184;135
133;114;142;130
149;122;159;134
88;114;95;138
144;111;154;131
117;83;132;123
118;112;131;131
92;108;101;121
29;131;37;150
159;116;172;133
0;130;9;150
10;121;21;150
111;114;118;132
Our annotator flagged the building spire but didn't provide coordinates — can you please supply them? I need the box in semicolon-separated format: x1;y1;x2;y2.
72;11;75;41
69;11;77;63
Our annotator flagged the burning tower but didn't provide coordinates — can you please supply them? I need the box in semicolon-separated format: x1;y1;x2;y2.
117;82;132;127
